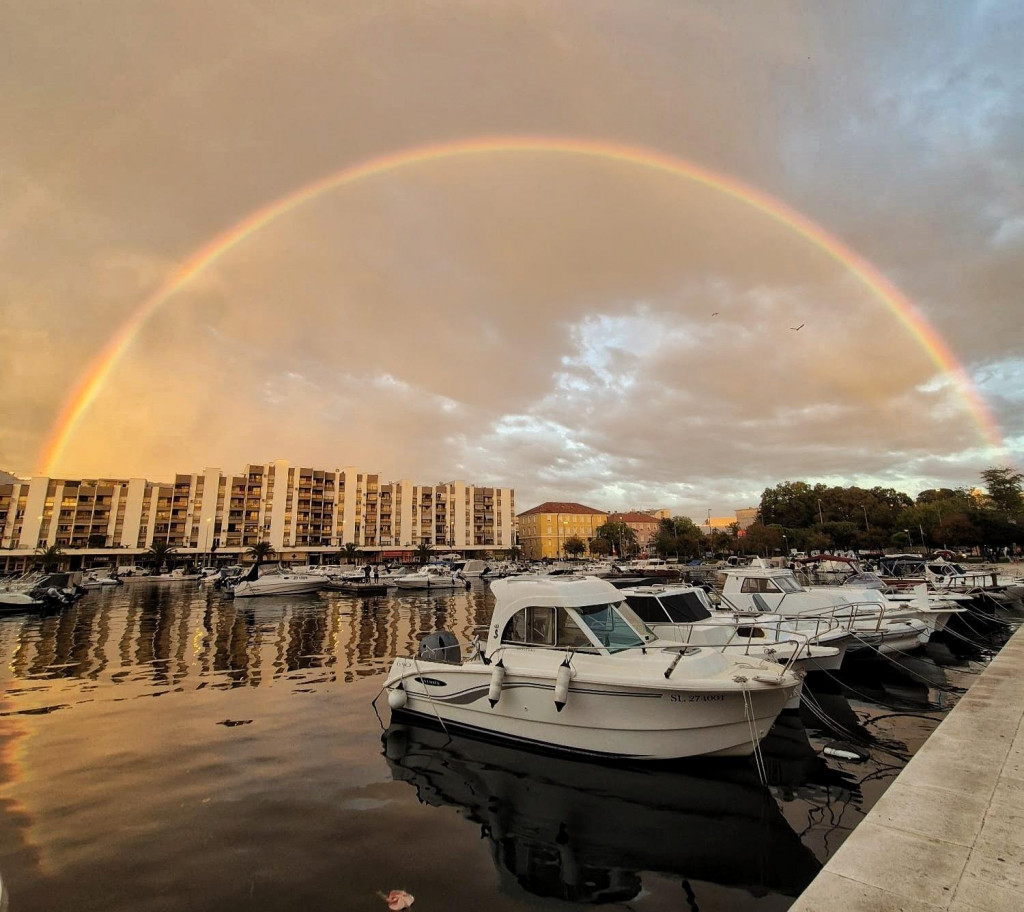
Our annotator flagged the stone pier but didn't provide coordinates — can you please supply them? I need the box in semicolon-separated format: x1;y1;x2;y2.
789;624;1024;912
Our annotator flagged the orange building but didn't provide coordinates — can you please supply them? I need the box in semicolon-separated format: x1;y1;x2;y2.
517;502;608;559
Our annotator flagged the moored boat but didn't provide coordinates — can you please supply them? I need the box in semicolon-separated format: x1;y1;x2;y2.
383;575;799;759
229;565;324;598
391;566;468;590
720;566;931;656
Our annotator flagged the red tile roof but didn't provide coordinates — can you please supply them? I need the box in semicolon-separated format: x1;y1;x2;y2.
518;501;607;517
607;511;661;524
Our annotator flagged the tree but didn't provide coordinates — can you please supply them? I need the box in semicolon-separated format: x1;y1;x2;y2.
145;541;177;574
340;543;361;565
596;521;638;557
563;536;586;559
980;467;1024;514
741;523;784;556
414;543;434;564
247;541;275;566
653;516;704;559
35;544;63;572
588;537;612;557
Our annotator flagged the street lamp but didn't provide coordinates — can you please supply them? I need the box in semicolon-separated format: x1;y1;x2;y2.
904;528;912;548
817;499;825;527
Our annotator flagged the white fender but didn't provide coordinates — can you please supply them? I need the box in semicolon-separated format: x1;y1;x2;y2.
554;660;572;712
487;660;505;707
387;683;408;710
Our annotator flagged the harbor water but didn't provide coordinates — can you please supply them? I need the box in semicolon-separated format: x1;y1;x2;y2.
0;582;1016;911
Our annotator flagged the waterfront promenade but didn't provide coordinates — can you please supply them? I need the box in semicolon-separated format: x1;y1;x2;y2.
790;623;1024;912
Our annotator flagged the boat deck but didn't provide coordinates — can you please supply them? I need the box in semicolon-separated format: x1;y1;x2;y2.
789;623;1024;912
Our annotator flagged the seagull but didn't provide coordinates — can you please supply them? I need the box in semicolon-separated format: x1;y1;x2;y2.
711;311;719;316
790;323;805;331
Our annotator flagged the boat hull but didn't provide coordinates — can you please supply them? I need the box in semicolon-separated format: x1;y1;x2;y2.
392;579;465;590
385;659;792;760
231;579;323;598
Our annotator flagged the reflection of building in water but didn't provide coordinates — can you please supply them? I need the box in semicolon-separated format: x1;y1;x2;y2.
0;460;514;571
384;720;821;903
3;587;496;691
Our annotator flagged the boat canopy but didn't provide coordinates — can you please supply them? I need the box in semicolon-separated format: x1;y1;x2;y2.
485;576;653;658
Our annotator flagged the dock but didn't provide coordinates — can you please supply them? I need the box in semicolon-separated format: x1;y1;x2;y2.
789;623;1024;912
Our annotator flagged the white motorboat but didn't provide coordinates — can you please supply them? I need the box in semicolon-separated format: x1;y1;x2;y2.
229;565;324;598
839;572;966;632
80;570;122;589
456;559;490;578
391;566;468;590
383;575;799;760
720;567;931;656
618;583;846;673
146;568;202;582
0;589;44;611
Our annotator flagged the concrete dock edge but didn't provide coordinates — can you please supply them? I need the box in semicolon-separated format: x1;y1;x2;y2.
788;623;1024;912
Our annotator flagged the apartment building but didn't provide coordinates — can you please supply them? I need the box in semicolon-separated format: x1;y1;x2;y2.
0;460;514;571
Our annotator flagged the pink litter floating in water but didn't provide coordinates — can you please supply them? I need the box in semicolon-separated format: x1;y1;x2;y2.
381;890;414;910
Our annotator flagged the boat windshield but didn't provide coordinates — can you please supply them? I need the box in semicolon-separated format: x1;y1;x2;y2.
775;574;804;593
573;601;654;653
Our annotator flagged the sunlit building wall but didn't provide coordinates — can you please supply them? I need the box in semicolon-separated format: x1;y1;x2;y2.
516;502;608;559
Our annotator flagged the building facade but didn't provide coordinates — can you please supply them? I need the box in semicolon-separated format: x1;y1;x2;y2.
605;511;662;554
0;460;514;571
516;502;608;560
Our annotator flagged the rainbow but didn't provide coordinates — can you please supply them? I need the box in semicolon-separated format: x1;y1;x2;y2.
39;135;1005;473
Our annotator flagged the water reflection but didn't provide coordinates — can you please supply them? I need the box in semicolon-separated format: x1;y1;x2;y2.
1;583;495;694
383;719;822;903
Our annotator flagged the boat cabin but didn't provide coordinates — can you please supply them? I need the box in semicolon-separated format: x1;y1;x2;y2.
485;576;655;658
722;568;806;595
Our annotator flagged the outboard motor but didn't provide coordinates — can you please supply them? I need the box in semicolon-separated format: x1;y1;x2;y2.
418;630;462;665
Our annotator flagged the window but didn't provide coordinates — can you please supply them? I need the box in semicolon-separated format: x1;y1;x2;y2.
624;595;669;624
658;592;712;622
740;577;781;594
502;606;592;649
775;575;804;593
556;608;594;649
575;602;651;653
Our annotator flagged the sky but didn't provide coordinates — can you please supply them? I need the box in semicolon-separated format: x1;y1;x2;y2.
1;1;1021;517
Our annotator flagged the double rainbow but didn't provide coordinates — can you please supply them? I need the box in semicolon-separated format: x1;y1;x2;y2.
38;135;1005;474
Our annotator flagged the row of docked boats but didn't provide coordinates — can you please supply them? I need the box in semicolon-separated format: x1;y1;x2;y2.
0;571;88;610
380;560;1022;762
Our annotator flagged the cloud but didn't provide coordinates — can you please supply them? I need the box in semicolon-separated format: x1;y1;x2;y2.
0;0;1019;515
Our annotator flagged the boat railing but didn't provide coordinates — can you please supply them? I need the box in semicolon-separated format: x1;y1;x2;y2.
660;615;827;670
786;599;915;634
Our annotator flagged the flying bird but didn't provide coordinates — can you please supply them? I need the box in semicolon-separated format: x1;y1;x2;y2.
790;323;805;331
711;311;719;316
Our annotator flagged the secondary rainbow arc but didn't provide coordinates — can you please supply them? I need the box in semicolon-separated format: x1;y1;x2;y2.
38;135;1005;474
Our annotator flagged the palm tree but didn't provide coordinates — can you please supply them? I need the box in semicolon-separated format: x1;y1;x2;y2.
414;542;434;565
340;543;361;565
247;541;276;567
35;544;63;572
145;541;177;575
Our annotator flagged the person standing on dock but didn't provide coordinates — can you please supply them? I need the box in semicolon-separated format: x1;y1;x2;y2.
363;564;371;581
